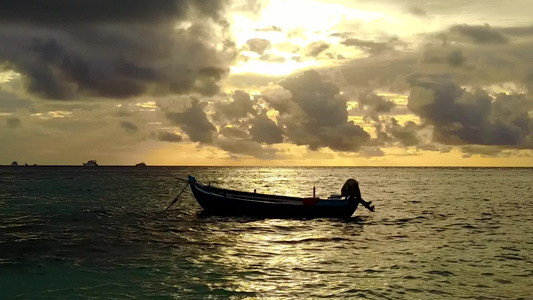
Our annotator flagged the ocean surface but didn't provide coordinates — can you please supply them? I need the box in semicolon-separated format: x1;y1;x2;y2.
1;166;532;299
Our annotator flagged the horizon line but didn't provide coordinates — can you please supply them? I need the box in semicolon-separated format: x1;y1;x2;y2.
1;165;532;168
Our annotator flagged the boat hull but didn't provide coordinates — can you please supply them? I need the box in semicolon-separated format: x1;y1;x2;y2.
189;178;359;218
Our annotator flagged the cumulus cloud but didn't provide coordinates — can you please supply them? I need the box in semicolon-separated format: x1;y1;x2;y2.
246;38;271;54
385;118;420;147
249;115;283;144
0;1;235;100
165;98;216;144
157;131;182;142
357;91;396;121
407;73;533;148
268;70;371;151
213;90;256;122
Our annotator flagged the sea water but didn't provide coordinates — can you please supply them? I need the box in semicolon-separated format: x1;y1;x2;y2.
0;167;532;299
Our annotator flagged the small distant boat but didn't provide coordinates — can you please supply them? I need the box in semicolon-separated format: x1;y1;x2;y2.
83;160;98;167
11;161;18;166
135;162;147;167
179;175;374;218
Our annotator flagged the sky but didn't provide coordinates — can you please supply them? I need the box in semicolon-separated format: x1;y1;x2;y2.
0;0;532;166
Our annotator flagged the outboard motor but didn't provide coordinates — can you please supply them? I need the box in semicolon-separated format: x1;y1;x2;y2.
341;179;361;200
341;179;375;212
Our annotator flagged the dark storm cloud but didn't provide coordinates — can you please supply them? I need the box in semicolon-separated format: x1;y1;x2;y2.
407;73;533;148
165;98;216;144
267;70;371;152
0;1;235;100
448;24;509;44
6;117;21;128
0;1;227;24
305;41;330;57
246;38;271;55
157;131;182;142
119;120;138;133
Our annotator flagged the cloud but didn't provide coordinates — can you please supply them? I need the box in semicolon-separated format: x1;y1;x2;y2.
259;54;287;63
385;118;420;147
358;146;385;157
341;38;396;55
157;131;182;142
219;126;249;139
249;115;283;144
216;138;277;160
338;52;418;91
407;73;533;148
119;120;138;133
357;91;396;121
0;89;33;112
268;70;371;152
165;98;216;144
448;24;509;44
305;41;330;57
499;25;533;37
255;25;282;32
407;7;428;17
0;1;227;24
246;38;271;54
6;117;21;128
417;143;453;153
447;49;466;67
460;145;503;157
0;1;235;100
213;90;256;122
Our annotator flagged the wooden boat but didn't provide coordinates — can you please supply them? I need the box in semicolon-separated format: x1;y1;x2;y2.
186;175;373;218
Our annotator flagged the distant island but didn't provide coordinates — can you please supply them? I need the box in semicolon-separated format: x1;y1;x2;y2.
83;160;98;167
135;162;147;167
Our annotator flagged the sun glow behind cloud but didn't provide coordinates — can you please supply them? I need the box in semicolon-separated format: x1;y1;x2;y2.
229;0;386;75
